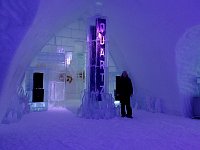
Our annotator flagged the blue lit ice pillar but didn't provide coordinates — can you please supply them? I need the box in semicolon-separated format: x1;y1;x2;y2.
89;26;96;92
88;17;107;95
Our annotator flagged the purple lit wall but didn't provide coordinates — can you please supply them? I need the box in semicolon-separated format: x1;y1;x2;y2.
103;0;200;115
0;0;40;93
0;0;40;121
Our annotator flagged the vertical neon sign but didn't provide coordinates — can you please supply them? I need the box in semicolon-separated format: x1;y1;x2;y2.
89;17;106;97
96;18;106;94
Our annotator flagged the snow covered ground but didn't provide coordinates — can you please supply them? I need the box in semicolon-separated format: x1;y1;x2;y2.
0;107;200;150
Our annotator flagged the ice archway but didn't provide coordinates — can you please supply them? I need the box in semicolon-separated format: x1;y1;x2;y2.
0;0;96;121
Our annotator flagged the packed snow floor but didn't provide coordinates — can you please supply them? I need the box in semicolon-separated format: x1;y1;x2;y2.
0;108;200;150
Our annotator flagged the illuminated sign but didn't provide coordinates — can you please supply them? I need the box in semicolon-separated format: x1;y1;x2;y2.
89;17;106;95
96;18;106;94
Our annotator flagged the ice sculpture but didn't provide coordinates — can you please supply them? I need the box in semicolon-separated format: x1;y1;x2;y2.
77;90;117;119
1;86;30;124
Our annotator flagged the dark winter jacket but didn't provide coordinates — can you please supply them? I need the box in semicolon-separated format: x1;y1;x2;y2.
119;76;133;97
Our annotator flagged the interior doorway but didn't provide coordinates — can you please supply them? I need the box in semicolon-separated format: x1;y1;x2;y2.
25;18;120;111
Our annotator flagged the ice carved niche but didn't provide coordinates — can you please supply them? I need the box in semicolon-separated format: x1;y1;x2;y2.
175;25;200;116
176;25;200;95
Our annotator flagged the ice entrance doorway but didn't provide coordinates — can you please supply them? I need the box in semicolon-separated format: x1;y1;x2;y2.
24;19;87;111
24;18;120;111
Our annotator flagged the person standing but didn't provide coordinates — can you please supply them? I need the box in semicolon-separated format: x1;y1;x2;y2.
119;71;133;118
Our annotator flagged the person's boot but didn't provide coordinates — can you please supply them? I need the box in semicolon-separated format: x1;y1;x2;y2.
126;114;133;118
121;114;126;117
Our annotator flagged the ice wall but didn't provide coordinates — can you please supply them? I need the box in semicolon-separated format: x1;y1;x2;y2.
0;0;40;92
0;0;40;122
176;25;200;117
102;0;200;115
